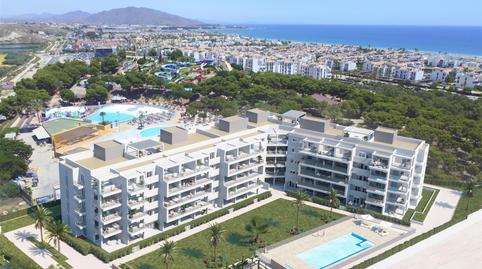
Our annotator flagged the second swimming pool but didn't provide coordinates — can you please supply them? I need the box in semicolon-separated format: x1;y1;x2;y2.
297;232;374;269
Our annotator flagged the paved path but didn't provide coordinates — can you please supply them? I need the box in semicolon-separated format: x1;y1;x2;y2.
370;209;482;269
4;224;109;269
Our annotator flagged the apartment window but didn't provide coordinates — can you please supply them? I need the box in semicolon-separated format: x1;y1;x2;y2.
94;220;99;227
95;235;99;241
210;153;215;159
147;171;153;177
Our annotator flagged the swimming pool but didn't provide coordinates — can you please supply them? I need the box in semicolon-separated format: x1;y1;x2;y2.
139;125;169;137
297;233;374;269
84;104;171;123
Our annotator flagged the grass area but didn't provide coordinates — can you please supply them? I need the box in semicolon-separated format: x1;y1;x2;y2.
0;235;42;269
28;237;72;269
127;199;343;269
0;54;6;66
402;208;415;223
412;188;439;223
453;186;482;221
0;205;60;233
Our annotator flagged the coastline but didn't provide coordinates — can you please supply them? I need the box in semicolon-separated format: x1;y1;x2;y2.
206;25;482;58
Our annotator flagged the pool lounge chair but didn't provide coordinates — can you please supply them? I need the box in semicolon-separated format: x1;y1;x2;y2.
378;229;389;237
361;221;374;229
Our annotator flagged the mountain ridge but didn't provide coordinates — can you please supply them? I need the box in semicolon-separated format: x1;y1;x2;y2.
2;7;204;26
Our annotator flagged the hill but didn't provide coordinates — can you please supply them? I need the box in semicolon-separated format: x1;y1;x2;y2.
3;7;204;26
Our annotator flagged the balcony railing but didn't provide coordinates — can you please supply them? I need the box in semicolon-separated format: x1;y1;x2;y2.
226;148;263;162
101;185;122;197
102;212;121;224
164;191;210;208
168;201;208;219
169;177;211;194
164;166;210;181
229;161;262;174
101;200;121;210
129;212;147;223
128;198;147;209
127;183;146;195
225;173;260;188
299;168;348;185
103;224;121;238
365;197;384;206
228;183;259;197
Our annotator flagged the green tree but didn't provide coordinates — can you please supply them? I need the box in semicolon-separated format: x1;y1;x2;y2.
33;206;52;242
208;223;225;263
99;111;107;125
159;240;176;269
245;217;270;245
85;85;108;102
101;55;120;74
465;181;475;211
60;89;76;102
147;48;157;57
328;188;340;217
292;191;309;233
47;220;69;252
117;49;127;61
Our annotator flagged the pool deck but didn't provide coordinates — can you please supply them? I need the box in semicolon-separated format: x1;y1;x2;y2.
260;217;410;269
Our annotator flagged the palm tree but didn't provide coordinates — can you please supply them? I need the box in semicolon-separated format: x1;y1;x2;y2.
159;240;176;269
47;220;69;252
99;111;106;125
33;205;52;242
293;191;309;233
208;223;225;263
465;180;475;211
245;216;270;245
328;187;340;217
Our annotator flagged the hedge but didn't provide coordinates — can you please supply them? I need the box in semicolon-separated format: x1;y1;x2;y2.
0;235;42;269
287;191;410;226
412;189;439;223
0;199;60;222
61;191;272;263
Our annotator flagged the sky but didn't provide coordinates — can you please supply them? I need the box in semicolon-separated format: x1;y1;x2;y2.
1;0;482;26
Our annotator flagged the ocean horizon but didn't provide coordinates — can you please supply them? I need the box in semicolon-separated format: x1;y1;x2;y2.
211;24;482;56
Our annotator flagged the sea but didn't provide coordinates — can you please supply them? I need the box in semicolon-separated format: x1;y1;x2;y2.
211;25;482;56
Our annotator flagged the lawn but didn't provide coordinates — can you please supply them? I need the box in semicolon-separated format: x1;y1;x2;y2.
0;54;6;66
127;199;343;269
0;205;61;233
412;188;439;222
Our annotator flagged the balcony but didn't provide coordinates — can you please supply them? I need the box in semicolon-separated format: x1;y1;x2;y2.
164;191;210;208
101;200;121;211
386;196;407;206
101;185;122;197
366;186;386;196
229;161;263;176
103;224;122;238
129;212;147;223
368;174;387;184
370;160;389;170
128;198;147;209
225;148;263;163
301;147;351;162
102;212;122;225
388;185;408;194
164;166;210;182
299;168;347;185
127;183;146;195
74;208;86;216
75;222;86;230
225;172;261;188
365;197;384;206
390;173;409;182
73;194;84;204
129;225;147;236
228;183;260;198
300;159;333;171
266;150;287;156
392;161;412;171
169;177;211;195
168;201;209;220
268;137;288;145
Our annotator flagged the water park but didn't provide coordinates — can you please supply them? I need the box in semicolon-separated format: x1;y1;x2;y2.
154;61;212;83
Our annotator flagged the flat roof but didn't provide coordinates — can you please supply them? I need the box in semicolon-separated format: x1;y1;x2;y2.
163;132;211;151
220;116;247;123
282;110;306;119
376;126;398;134
162;126;187;134
77;156;128;170
128;139;161;150
95;140;123;149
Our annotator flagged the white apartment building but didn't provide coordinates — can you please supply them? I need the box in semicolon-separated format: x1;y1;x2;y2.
339;61;357;72
455;72;476;88
60;109;428;249
430;69;447;81
299;64;332;80
394;68;424;81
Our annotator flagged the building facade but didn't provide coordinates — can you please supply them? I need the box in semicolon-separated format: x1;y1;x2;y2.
59;109;428;249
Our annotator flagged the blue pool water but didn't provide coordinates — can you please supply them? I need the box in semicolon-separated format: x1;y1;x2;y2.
85;111;135;123
139;126;169;137
297;233;374;269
